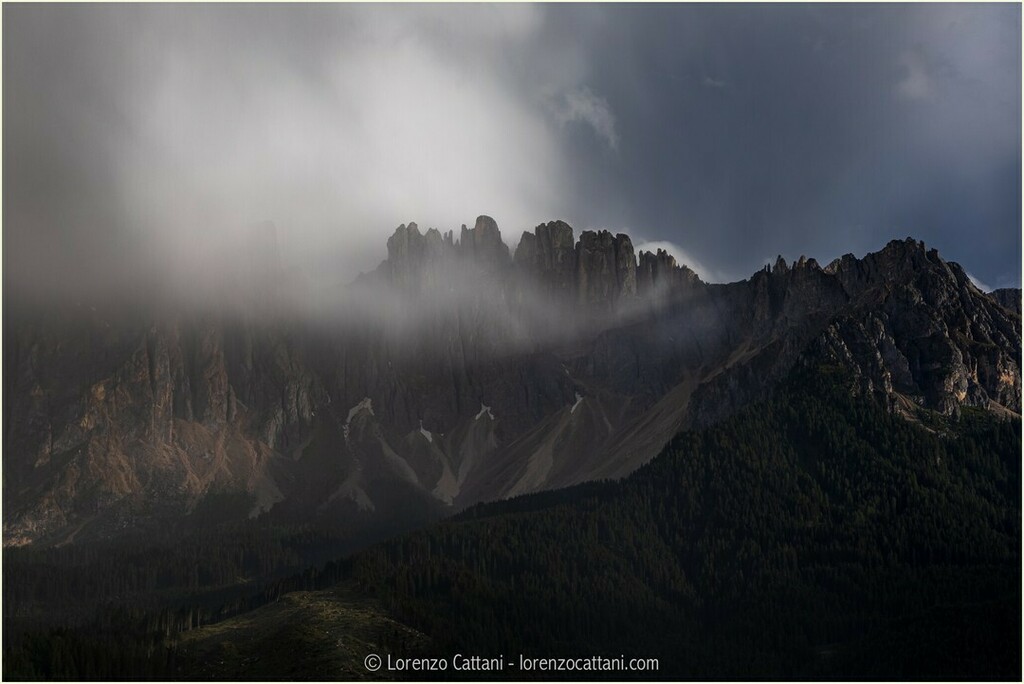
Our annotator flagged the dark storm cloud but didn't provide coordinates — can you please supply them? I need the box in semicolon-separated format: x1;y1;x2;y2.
550;4;1020;286
4;3;1020;304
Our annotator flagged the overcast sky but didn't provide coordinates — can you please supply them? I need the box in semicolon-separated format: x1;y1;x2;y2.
4;3;1021;299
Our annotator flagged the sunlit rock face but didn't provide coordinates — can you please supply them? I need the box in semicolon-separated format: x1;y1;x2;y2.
3;220;1020;546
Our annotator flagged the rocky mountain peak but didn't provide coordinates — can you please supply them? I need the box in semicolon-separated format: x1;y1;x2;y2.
876;236;931;268
385;222;421;263
381;217;512;289
820;237;938;300
374;215;712;316
637;248;702;296
458;215;510;265
793;255;821;270
573;230;638;309
384;222;433;289
530;220;578;295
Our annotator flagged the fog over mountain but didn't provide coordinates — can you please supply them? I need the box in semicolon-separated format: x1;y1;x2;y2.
5;213;1020;546
4;3;1020;308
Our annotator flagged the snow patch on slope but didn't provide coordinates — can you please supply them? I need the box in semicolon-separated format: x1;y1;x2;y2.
419;420;432;443
475;403;495;421
570;392;583;414
343;397;373;442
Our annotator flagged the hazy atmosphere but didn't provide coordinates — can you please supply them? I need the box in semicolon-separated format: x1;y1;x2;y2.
4;5;1022;681
4;3;1021;300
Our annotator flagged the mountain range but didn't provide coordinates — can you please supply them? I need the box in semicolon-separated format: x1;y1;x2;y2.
3;216;1021;548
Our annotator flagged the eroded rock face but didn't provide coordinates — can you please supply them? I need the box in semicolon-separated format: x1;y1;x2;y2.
575;230;638;310
687;238;1021;425
816;240;1022;415
4;222;1020;547
512;224;644;314
530;220;578;297
991;288;1022;315
637;248;701;298
459;215;510;265
384;222;454;292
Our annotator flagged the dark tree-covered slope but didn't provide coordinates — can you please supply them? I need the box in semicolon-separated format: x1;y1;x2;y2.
3;364;1019;680
343;364;1021;680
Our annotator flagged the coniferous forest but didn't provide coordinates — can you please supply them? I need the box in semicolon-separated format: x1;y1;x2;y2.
3;363;1020;680
345;364;1021;679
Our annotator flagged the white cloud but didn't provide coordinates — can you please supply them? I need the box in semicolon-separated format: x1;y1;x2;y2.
966;271;993;293
555;86;620;150
634;239;729;283
21;5;582;297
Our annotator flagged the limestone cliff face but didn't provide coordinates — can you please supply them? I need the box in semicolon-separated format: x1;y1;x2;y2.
686;238;1021;426
384;222;456;292
637;248;701;298
575;230;637;310
513;222;672;314
991;288;1022;315
2;314;329;545
514;220;578;298
380;216;510;295
817;239;1022;415
459;215;510;265
4;222;1020;547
